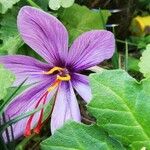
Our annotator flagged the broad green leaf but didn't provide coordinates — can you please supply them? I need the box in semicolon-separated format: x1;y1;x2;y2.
0;0;20;14
139;44;150;77
58;4;111;43
0;7;23;54
0;65;15;100
88;70;150;149
49;0;74;10
41;121;125;150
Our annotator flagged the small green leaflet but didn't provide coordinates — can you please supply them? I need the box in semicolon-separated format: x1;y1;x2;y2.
0;6;23;54
0;0;20;14
41;121;125;150
128;56;139;72
129;35;150;49
58;4;111;43
49;0;74;10
139;44;150;78
88;70;150;149
0;65;15;100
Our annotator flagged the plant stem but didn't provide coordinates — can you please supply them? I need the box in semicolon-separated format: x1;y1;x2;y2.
15;133;36;150
118;53;122;69
27;0;40;8
112;26;119;69
116;39;137;46
125;40;129;71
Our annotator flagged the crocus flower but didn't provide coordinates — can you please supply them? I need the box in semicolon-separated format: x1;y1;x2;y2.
0;6;115;140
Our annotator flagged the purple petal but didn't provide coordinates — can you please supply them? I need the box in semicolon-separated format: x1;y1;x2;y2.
3;77;56;140
71;73;92;103
67;30;115;71
51;82;81;134
0;55;51;86
17;6;68;66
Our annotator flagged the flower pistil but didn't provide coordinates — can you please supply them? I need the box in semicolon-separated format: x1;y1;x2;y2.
24;67;71;137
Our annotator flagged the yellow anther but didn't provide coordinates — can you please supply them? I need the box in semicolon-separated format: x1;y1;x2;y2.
47;80;60;92
44;67;64;75
56;74;71;81
45;67;71;92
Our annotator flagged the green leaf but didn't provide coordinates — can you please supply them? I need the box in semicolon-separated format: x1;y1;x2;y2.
49;0;61;10
61;0;74;8
128;35;150;49
0;102;49;133
33;0;49;11
0;65;15;100
0;0;20;14
138;0;150;10
0;35;23;54
0;6;23;54
128;56;139;72
88;70;150;149
58;4;111;43
49;0;74;10
0;79;27;113
41;121;125;150
139;44;150;77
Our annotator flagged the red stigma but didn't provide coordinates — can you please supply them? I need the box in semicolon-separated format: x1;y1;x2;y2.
24;91;48;137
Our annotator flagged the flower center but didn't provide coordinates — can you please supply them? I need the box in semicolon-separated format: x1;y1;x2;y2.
44;66;71;83
24;67;71;137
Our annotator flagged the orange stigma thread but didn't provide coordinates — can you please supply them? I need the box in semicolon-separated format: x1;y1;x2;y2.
24;80;61;137
24;92;48;137
24;67;71;137
33;92;48;134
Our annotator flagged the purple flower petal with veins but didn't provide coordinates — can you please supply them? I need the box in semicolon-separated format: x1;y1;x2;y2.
0;6;115;140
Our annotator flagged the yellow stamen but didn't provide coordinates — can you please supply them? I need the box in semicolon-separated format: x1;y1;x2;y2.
44;67;64;75
47;74;71;92
45;67;71;92
47;80;60;92
57;74;71;81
